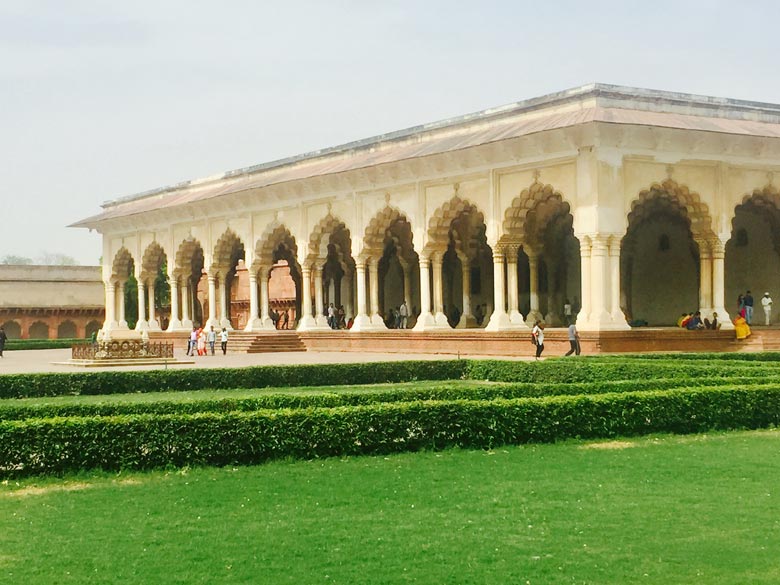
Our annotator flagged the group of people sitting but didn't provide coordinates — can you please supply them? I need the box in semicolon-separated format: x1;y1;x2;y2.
677;311;721;331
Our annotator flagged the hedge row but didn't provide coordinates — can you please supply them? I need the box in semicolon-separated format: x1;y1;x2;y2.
464;360;780;384
2;377;777;421
579;352;780;362
0;360;466;399
3;358;780;399
3;385;780;476
5;338;87;351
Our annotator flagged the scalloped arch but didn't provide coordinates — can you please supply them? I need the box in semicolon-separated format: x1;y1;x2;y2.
734;186;780;253
308;213;352;262
141;241;167;278
254;222;298;268
503;182;570;242
363;205;415;254
212;229;245;270
111;247;134;280
628;179;713;238
427;196;486;252
174;237;204;278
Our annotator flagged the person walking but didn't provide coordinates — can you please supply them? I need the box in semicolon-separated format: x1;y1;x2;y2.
563;299;572;326
565;322;581;356
744;290;754;324
220;328;229;355
207;326;217;355
187;327;198;356
532;320;545;360
0;326;7;357
762;292;773;326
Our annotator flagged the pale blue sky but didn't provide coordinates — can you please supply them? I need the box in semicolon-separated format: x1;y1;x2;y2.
2;0;778;264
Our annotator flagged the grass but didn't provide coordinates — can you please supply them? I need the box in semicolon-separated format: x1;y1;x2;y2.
1;429;779;584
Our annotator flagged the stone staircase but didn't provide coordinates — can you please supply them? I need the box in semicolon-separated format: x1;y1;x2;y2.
149;330;306;354
225;331;307;354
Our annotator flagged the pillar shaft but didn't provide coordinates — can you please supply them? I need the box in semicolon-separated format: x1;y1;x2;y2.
136;280;147;330
259;270;270;321
609;240;622;323
104;282;116;329
314;265;326;324
117;282;127;327
368;259;380;321
148;281;156;322
249;273;259;321
710;238;732;329
182;281;191;325
207;275;218;327
432;253;447;324
506;250;521;324
167;278;183;331
578;241;592;325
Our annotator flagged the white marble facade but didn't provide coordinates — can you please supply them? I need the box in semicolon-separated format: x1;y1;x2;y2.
75;84;780;336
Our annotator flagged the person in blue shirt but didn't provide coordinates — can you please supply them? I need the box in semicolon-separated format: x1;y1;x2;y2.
744;291;754;324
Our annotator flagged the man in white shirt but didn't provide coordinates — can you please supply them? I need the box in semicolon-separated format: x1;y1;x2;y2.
399;301;409;329
762;292;773;326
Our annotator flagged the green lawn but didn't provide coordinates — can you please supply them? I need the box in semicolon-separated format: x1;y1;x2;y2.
2;429;779;584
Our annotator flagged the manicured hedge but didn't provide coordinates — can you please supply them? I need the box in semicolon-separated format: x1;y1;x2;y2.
3;385;780;477
462;359;780;384
4;357;780;400
0;360;467;399
2;376;777;421
5;338;87;351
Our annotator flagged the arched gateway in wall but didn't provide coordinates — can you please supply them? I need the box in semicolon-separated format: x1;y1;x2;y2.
76;84;780;339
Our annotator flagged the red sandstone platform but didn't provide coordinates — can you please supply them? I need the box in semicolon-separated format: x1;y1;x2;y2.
150;326;780;357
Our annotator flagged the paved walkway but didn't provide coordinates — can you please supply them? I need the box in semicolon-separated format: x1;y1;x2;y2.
0;348;525;375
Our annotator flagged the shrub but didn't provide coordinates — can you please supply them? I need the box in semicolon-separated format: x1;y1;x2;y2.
3;385;780;477
0;360;467;399
5;338;87;351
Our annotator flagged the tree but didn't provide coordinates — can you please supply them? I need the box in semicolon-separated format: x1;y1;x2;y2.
1;255;34;265
37;252;79;266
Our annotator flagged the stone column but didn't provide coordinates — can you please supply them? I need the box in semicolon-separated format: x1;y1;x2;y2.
505;247;522;325
206;275;218;328
457;256;477;328
298;264;318;329
401;261;413;312
117;281;128;329
351;260;374;330
314;265;328;327
608;237;623;324
577;238;592;327
525;253;543;326
148;280;160;330
218;275;232;329
244;270;261;331
103;281;117;333
486;250;512;331
544;258;561;326
167;277;183;331
368;258;385;327
135;280;148;331
590;235;611;325
181;280;193;328
259;268;273;329
696;239;713;317
341;269;354;320
431;251;448;326
710;238;733;330
412;255;434;330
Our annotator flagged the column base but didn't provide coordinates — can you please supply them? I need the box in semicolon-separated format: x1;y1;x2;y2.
315;315;330;327
134;319;149;332
524;311;544;327
245;317;276;331
413;311;449;331
485;310;525;331
117;321;129;330
370;314;388;329
434;311;450;327
219;319;233;330
456;313;478;329
544;311;563;327
710;307;734;330
577;310;631;332
350;314;386;331
165;319;187;332
181;319;194;330
298;315;328;331
147;319;161;331
205;318;219;329
508;310;530;330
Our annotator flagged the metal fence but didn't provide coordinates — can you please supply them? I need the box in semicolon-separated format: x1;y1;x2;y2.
72;341;174;360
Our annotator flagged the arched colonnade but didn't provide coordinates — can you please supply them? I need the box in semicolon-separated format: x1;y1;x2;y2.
102;180;780;335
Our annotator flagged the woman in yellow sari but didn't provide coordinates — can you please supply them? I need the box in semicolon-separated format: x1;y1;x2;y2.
734;315;751;340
